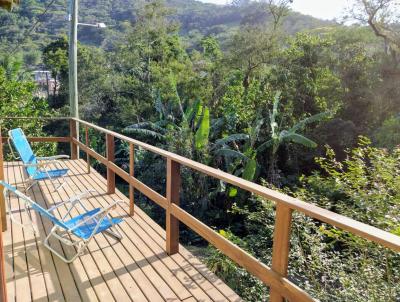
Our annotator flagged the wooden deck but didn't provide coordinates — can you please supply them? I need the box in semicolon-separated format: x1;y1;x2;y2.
3;159;242;302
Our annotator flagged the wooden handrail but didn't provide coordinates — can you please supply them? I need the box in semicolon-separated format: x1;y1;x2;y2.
1;116;400;302
71;118;400;252
1;137;70;143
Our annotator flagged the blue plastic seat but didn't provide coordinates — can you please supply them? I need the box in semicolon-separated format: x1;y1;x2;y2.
8;128;70;190
0;181;124;263
64;208;123;240
33;169;69;180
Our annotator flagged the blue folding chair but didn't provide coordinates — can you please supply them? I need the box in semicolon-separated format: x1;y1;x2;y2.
1;181;124;263
8;128;69;191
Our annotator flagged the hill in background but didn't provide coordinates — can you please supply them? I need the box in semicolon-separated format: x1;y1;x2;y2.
0;0;335;67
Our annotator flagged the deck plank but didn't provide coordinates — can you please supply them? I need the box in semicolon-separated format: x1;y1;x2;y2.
69;159;216;302
37;167;116;302
4;160;242;302
12;162;94;302
7;163;32;302
72;160;241;302
11;162;83;302
65;161;181;302
70;160;242;302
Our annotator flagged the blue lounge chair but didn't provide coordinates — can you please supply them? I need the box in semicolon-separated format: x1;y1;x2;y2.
8;128;69;191
1;181;124;263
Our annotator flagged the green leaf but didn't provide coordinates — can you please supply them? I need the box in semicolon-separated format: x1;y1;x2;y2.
243;158;257;181
215;148;249;161
214;134;249;148
284;133;317;148
256;139;275;153
195;106;210;150
228;187;238;197
289;112;330;133
184;99;200;123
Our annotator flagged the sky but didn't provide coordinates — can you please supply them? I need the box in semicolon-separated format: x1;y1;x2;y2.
198;0;351;20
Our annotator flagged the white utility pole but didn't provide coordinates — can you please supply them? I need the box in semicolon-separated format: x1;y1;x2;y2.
68;0;79;119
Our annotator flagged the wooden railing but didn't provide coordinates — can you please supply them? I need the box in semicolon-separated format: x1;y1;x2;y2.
1;117;400;302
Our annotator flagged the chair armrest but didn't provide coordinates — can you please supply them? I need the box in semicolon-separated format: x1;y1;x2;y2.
70;200;125;230
24;162;48;168
49;189;98;212
37;155;70;161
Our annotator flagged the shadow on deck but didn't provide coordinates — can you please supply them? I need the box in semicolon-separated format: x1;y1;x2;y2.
4;159;241;302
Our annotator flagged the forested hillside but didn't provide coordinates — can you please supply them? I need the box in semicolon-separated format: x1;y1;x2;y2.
1;0;400;301
0;0;332;66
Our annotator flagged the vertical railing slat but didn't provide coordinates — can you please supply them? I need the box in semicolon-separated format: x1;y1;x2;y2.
270;204;293;302
69;119;78;160
129;143;135;216
166;158;180;255
85;125;90;173
0;124;6;232
106;133;115;194
0;123;7;301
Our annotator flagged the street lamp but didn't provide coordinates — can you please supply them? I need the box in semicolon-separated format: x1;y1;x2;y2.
68;0;106;121
78;22;107;28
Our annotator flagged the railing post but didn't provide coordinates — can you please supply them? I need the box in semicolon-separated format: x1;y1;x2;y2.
166;158;180;255
0;124;6;232
106;133;115;194
129;143;135;216
270;204;293;302
0;123;7;301
0;217;7;302
69;119;78;160
85;126;90;173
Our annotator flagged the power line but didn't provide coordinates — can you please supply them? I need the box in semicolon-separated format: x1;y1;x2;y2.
9;0;58;55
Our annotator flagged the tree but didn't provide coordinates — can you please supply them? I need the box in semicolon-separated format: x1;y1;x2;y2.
0;0;19;11
42;37;68;107
349;0;400;66
0;66;56;157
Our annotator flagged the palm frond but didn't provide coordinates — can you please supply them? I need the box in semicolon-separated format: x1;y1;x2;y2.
269;91;281;137
250;118;264;147
123;128;166;140
290;112;330;133
125;122;168;134
214;134;250;149
284;133;317;148
256;139;275;153
215;148;249;161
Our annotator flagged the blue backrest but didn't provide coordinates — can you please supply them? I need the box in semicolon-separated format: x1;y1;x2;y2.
0;181;68;229
9;128;37;177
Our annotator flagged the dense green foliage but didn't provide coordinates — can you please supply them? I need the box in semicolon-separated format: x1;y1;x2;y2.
1;0;400;301
0;64;56;157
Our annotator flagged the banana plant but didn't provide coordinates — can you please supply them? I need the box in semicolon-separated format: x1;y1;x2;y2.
213;118;263;197
124;93;210;152
214;91;329;189
257;91;329;184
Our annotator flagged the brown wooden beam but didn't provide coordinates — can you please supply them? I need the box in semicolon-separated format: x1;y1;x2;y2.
69;119;78;160
72;139;168;208
129;143;135;216
0;125;6;232
72;118;400;253
170;204;314;302
85;126;90;174
166;158;180;255
270;204;293;302
0;219;7;302
2;137;70;144
0;124;7;302
106;134;115;194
